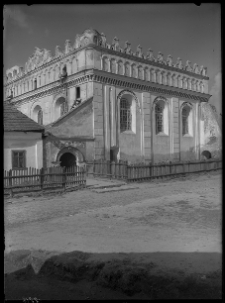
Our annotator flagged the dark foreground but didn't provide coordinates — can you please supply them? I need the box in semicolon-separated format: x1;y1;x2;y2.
5;250;222;300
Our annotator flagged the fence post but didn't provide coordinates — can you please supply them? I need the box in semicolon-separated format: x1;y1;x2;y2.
40;168;44;190
62;166;66;189
9;169;13;197
126;161;128;181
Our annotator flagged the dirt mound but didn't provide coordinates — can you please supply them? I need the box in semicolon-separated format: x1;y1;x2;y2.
5;250;222;299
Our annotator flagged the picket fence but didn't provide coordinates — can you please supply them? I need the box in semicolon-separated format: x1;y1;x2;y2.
92;159;222;182
4;165;86;197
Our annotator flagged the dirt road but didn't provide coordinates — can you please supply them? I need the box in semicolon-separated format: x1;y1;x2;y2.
4;171;222;299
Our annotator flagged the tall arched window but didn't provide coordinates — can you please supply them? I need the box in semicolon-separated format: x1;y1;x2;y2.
155;103;164;134
33;105;43;125
37;109;43;125
55;97;67;121
120;98;132;132
154;98;169;135
182;105;192;136
59;103;65;116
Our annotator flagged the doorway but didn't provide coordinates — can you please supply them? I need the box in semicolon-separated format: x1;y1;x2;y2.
59;152;76;168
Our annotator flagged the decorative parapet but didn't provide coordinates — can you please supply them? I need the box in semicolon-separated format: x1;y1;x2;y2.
5;28;208;84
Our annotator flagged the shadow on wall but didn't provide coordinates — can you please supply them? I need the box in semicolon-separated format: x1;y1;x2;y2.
4;250;222;300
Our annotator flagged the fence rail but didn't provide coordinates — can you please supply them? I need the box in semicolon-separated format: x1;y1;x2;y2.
4;165;86;197
91;159;222;182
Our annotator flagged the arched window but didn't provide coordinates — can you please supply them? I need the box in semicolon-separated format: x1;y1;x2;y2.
182;105;192;136
33;105;43;125
59;103;66;116
155;103;164;134
131;64;136;78
34;79;37;89
37;109;43;125
154;98;169;135
124;62;130;76
55;97;67;120
118;61;123;75
120;98;132;132
111;59;117;73
103;57;108;71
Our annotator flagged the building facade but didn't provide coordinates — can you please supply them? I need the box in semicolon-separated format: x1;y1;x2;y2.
4;28;221;167
4;102;44;171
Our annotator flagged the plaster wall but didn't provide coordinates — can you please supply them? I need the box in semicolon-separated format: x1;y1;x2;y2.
93;82;144;162
4;132;43;170
43;99;94;167
179;100;196;161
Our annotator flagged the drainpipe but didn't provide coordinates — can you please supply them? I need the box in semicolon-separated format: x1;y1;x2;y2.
109;87;112;160
198;102;201;160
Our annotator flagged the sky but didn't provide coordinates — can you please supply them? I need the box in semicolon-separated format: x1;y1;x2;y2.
3;4;221;115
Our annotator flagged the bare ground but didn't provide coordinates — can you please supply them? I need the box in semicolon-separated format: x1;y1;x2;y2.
4;171;222;300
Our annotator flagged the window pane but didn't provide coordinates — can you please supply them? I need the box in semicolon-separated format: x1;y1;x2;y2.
182;107;190;135
155;103;164;134
19;154;24;168
120;98;131;132
38;110;43;125
12;152;19;168
12;151;25;168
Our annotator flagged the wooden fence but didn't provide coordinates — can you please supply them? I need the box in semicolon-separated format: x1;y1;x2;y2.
93;159;128;180
4;165;86;197
91;159;222;182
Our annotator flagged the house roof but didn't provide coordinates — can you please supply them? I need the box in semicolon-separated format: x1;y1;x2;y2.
4;101;44;132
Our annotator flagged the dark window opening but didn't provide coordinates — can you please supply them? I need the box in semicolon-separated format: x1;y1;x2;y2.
120;98;132;132
76;87;81;99
12;151;26;169
61;65;67;78
34;79;37;90
182;107;190;135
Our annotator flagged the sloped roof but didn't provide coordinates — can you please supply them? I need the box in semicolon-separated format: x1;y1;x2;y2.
4;101;44;132
45;96;93;129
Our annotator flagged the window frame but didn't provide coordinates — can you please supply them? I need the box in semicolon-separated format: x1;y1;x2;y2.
120;97;132;133
181;104;193;137
155;102;164;134
76;86;81;99
11;150;26;169
37;109;43;125
154;98;169;136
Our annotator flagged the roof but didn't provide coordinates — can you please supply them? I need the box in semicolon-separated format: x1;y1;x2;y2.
4;101;44;132
45;96;93;129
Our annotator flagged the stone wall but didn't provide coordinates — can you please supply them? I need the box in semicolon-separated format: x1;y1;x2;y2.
200;103;222;158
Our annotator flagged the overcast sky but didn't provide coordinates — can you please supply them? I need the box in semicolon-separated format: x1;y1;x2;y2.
4;4;221;114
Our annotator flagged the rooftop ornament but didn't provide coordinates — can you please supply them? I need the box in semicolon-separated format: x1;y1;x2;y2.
5;28;209;82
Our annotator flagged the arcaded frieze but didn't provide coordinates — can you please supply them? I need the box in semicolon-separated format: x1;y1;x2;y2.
5;28;208;85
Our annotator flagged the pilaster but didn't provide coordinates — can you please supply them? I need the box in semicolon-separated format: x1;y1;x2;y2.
143;92;151;161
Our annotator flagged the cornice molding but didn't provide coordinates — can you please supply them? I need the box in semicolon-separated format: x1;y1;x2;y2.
92;69;211;102
9;68;211;106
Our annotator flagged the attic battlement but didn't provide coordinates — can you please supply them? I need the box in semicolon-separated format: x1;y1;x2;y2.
5;28;208;84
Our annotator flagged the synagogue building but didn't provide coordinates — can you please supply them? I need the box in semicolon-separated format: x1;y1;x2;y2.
4;28;221;168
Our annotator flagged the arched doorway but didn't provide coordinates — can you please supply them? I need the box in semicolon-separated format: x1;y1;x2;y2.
56;146;84;168
59;152;76;168
201;150;212;160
